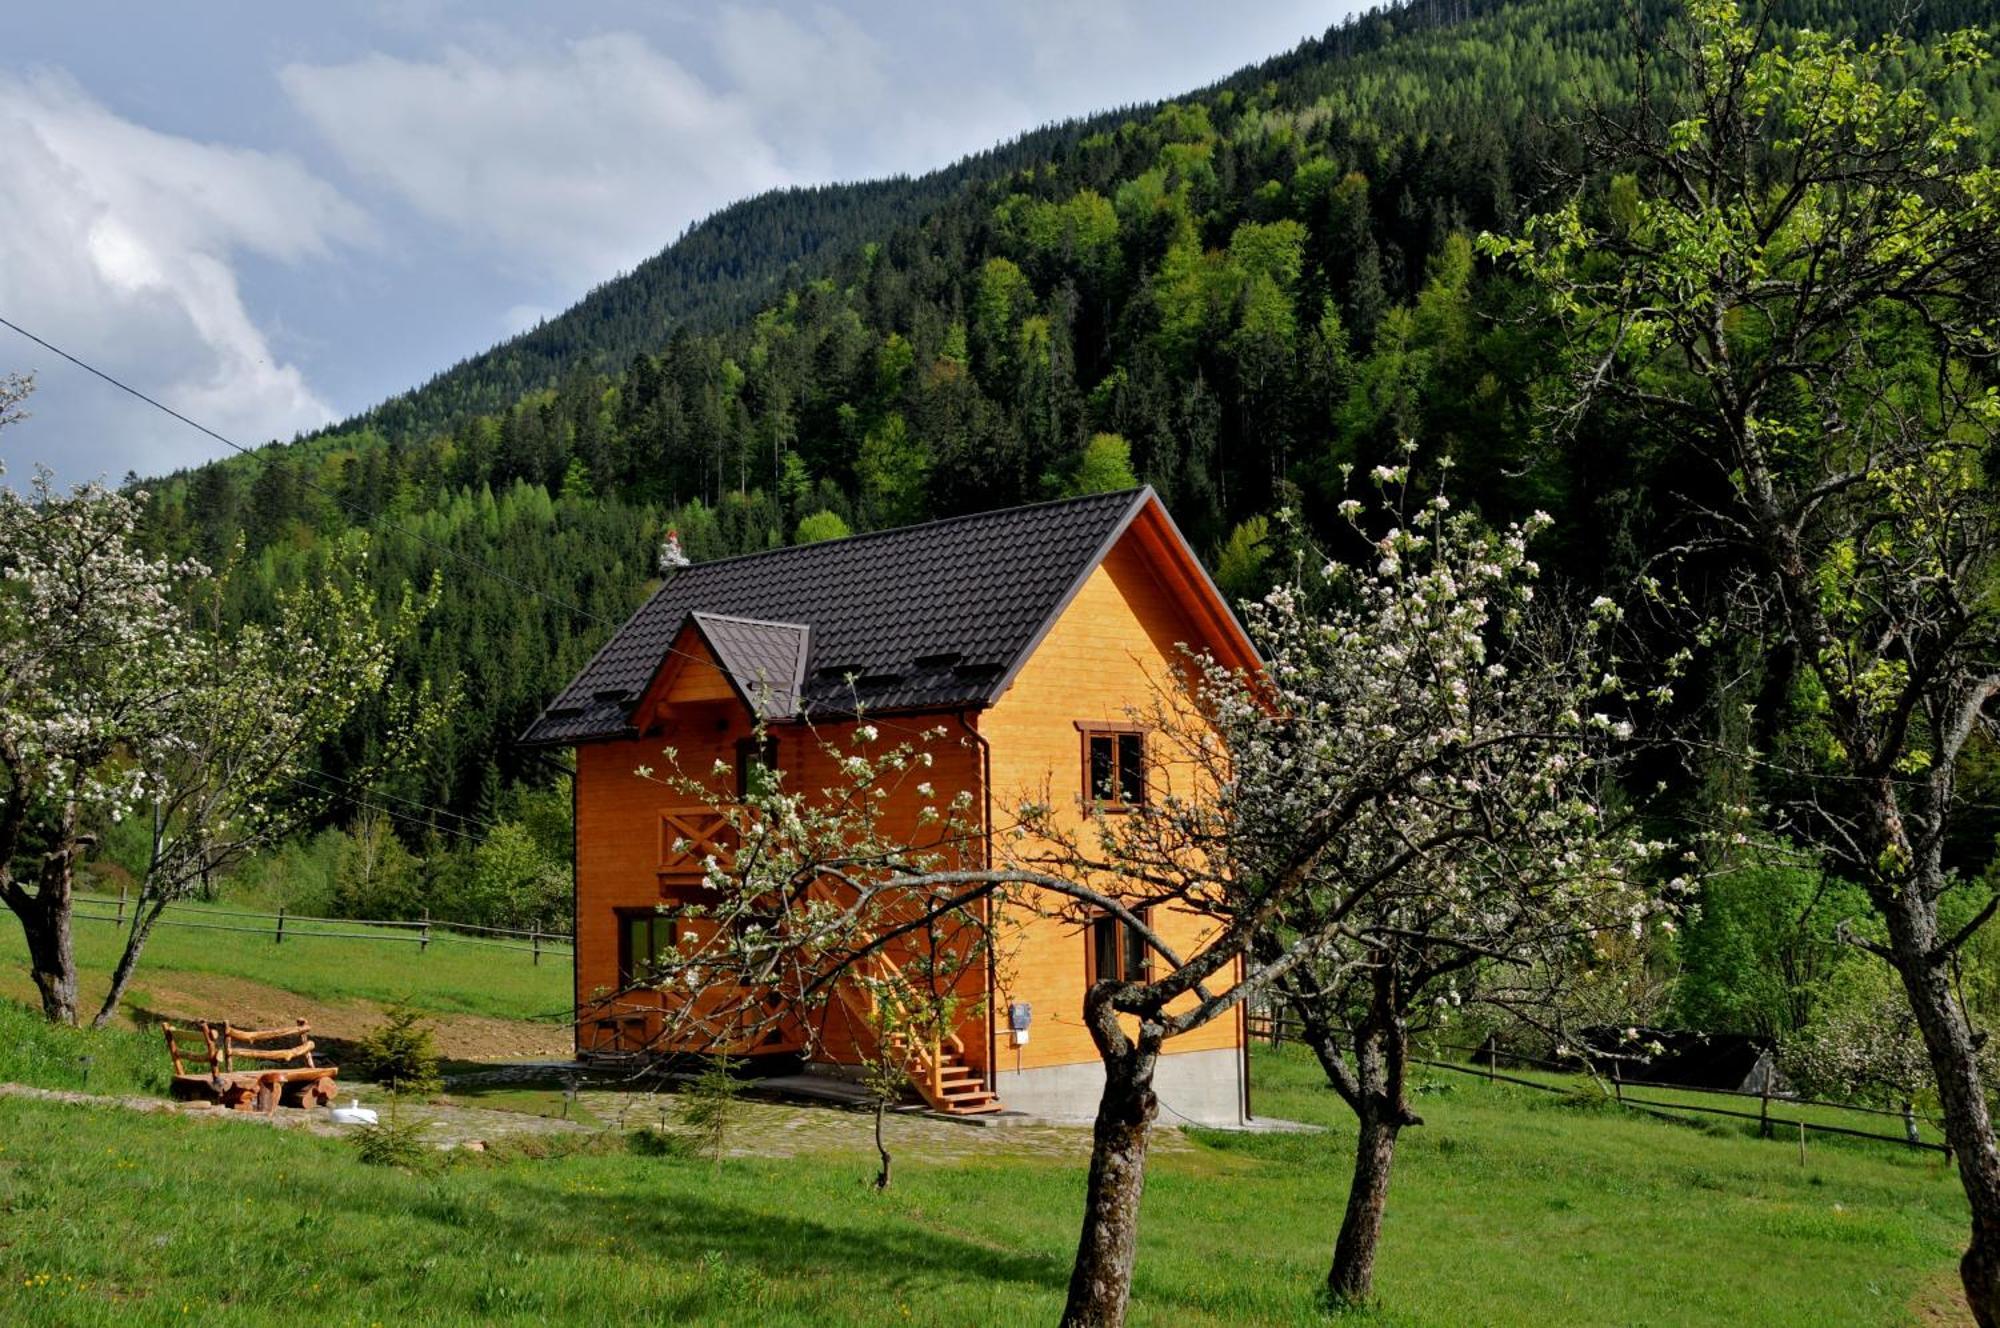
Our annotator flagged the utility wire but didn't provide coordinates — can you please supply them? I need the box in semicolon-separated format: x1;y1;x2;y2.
0;312;617;630
0;313;951;748
285;773;491;848
299;766;505;836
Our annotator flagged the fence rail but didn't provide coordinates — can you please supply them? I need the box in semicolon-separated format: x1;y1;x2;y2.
1245;1009;1950;1160
68;893;574;964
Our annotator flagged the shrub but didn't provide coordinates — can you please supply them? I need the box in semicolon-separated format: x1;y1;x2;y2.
794;510;851;543
678;1056;743;1169
351;1111;439;1171
355;998;443;1097
629;1127;694;1158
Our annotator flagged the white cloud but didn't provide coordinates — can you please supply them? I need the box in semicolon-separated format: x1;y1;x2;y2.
281;33;794;286
277;4;1347;293
0;69;368;483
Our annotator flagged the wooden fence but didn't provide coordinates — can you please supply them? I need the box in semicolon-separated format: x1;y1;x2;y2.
69;892;573;964
1245;1008;1950;1160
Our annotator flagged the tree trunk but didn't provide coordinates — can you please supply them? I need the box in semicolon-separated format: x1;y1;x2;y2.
1885;904;2000;1328
22;897;79;1026
91;900;165;1030
14;807;84;1025
1328;1108;1402;1305
873;1096;892;1191
1060;1046;1159;1328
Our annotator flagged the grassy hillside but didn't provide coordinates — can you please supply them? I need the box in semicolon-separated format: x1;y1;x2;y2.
0;895;570;1027
0;1045;1967;1326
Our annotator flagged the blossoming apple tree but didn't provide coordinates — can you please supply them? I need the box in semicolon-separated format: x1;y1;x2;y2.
0;423;437;1027
1226;465;1674;1304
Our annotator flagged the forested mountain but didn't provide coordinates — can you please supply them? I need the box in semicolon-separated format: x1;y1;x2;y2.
328;0;1552;448
138;0;2000;853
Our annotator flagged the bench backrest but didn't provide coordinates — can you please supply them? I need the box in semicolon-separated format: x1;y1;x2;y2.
219;1020;318;1072
160;1021;219;1077
160;1018;318;1075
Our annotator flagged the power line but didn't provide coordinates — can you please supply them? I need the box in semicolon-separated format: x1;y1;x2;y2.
298;767;504;836
0;312;618;631
0;313;954;751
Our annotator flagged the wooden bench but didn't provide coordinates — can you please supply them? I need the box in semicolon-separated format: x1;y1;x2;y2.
162;1018;340;1112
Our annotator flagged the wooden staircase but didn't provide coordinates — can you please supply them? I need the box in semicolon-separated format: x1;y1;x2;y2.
884;1029;1003;1116
828;952;1005;1116
788;873;1005;1117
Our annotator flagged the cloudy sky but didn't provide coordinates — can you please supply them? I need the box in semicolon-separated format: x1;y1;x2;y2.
1;1;1355;488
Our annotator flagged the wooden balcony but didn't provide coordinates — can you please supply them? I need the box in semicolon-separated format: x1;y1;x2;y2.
658;804;740;880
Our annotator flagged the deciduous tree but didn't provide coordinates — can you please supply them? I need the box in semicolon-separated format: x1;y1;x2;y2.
0;419;437;1026
1488;3;2000;1315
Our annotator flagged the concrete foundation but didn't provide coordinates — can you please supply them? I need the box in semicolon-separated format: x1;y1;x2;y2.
990;1045;1247;1126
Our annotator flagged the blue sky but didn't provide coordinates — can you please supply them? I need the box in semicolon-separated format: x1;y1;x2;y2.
0;2;1355;488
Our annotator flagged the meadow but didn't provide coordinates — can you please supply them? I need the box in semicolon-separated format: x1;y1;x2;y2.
0;1021;1970;1327
0;894;572;1028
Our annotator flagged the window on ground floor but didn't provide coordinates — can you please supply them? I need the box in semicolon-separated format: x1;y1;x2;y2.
617;908;680;987
1088;907;1153;986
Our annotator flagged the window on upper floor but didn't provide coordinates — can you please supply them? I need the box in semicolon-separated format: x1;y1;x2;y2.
734;734;782;800
1080;726;1146;810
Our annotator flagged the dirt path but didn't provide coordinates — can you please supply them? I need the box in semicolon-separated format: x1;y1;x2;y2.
574;1088;1197;1163
84;968;571;1061
1911;1269;1974;1326
0;1076;1197;1164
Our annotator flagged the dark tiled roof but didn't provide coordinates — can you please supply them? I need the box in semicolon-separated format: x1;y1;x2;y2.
521;488;1149;746
690;613;809;720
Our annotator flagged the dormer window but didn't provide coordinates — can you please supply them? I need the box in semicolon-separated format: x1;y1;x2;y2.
1078;724;1145;810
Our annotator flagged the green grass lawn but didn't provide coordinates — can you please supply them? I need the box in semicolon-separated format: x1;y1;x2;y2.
0;999;168;1097
0;894;571;1024
0;1043;1970;1326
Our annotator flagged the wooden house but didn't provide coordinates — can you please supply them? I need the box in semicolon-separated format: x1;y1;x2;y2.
521;488;1260;1123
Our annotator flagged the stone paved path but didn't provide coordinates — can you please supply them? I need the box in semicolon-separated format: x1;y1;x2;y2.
0;1077;1201;1162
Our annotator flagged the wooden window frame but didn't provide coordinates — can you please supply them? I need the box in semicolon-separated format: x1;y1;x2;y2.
1086;906;1154;986
616;908;680;987
1076;721;1147;812
734;734;782;800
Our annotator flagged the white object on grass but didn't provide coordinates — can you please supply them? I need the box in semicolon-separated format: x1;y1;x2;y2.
329;1098;379;1126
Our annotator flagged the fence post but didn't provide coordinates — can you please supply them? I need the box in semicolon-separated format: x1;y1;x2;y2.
1798;1121;1807;1167
1612;1061;1623;1104
1760;1083;1771;1139
116;885;126;928
421;909;431;955
533;924;542;967
275;907;285;946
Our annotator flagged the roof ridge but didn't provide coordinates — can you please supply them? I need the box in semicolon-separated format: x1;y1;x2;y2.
663;487;1149;576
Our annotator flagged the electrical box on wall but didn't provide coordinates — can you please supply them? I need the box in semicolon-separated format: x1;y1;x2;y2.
1008;1000;1032;1046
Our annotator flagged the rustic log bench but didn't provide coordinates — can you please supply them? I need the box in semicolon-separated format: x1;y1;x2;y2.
161;1018;340;1112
